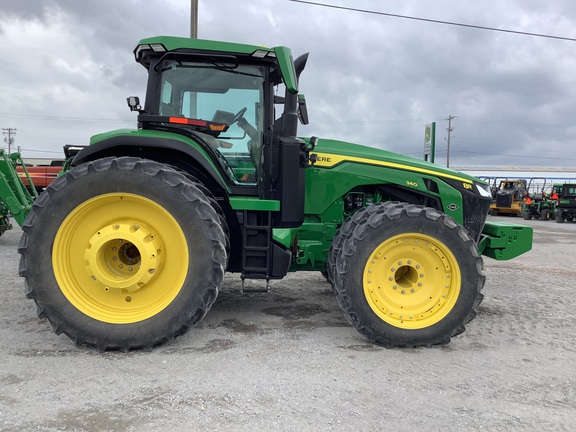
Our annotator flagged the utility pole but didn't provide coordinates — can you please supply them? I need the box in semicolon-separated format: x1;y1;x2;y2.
190;0;198;38
2;128;17;154
445;115;456;167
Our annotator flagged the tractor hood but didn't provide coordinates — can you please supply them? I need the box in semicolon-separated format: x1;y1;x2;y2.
308;137;482;185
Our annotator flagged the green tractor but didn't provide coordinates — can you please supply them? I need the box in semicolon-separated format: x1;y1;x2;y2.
521;178;554;220
555;183;576;223
4;36;533;351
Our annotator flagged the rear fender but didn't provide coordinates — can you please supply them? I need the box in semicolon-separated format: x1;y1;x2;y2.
72;130;230;194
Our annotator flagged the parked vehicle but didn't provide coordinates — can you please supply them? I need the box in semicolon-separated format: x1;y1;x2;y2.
16;161;62;193
489;179;527;216
3;36;533;351
555;183;576;223
521;178;555;220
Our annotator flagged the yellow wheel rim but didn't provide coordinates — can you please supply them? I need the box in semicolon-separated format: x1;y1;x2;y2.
363;233;461;329
53;193;189;324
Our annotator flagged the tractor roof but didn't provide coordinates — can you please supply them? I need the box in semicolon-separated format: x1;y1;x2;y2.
134;36;299;93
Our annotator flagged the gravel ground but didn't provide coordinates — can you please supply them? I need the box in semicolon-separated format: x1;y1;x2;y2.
1;215;575;432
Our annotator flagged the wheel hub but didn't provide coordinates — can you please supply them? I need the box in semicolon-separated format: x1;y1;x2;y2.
84;221;161;293
363;234;460;329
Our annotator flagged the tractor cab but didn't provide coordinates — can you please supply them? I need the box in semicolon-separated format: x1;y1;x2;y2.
135;58;267;184
126;37;313;228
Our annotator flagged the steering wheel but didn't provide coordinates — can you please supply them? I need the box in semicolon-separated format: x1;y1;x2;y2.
231;107;247;124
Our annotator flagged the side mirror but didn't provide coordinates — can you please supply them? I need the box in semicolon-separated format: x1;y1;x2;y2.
127;96;142;112
297;94;309;125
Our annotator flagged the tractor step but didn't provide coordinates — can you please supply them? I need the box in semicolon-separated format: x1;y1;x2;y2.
239;210;273;286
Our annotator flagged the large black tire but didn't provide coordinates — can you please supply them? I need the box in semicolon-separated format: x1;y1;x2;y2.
18;157;228;351
556;209;564;223
540;208;550;220
333;201;484;348
326;214;359;291
522;209;532;220
168;167;231;258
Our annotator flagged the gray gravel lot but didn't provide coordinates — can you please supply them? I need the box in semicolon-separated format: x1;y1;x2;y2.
1;215;575;431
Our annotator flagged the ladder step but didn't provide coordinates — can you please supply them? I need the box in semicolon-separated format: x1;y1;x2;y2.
240;210;273;282
244;246;269;252
243;266;269;273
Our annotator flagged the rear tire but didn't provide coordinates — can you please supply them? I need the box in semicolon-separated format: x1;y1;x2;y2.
333;202;484;347
556;209;564;223
18;157;228;351
540;208;550;220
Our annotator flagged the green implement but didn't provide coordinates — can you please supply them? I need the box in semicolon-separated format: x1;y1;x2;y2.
0;150;36;234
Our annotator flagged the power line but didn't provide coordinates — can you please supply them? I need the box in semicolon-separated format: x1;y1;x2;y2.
0;113;129;123
288;0;576;42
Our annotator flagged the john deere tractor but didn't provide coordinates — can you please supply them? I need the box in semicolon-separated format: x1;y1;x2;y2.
7;36;533;351
555;183;576;223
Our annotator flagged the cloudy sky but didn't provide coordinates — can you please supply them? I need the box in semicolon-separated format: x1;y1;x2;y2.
2;0;576;168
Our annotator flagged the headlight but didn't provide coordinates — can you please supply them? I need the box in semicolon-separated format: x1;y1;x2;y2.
475;183;492;198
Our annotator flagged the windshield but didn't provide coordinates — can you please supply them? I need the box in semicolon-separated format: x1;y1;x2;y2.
158;60;265;184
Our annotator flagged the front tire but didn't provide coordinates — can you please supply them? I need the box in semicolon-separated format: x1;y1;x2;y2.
333;202;484;347
18;157;228;351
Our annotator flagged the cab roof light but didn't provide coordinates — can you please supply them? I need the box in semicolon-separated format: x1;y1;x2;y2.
135;44;150;58
135;44;167;61
252;50;269;58
252;49;276;59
